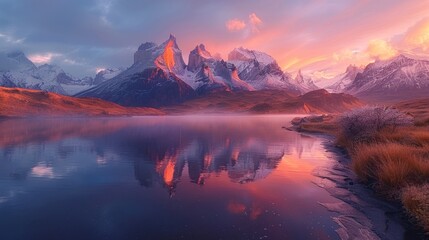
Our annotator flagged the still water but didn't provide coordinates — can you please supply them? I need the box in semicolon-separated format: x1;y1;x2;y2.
0;115;345;240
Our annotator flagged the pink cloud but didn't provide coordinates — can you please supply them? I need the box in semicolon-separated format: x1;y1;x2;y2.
249;13;262;27
225;19;246;32
28;52;61;64
403;17;429;51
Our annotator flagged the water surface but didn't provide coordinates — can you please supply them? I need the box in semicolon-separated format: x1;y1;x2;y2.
0;115;346;239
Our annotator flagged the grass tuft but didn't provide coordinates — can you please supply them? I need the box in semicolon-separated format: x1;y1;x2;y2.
351;143;429;191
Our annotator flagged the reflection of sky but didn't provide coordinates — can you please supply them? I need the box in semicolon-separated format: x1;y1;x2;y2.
0;116;341;239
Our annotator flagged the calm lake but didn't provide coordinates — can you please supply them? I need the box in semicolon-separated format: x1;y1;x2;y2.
0;115;362;239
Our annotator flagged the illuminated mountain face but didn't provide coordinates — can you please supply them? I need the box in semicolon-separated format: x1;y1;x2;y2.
133;34;186;74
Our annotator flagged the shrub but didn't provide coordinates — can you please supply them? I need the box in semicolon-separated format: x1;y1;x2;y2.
402;184;429;233
338;106;413;145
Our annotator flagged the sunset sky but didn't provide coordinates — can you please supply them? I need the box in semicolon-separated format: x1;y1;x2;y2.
1;0;429;78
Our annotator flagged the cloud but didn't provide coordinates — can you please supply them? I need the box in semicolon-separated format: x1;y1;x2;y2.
225;19;246;32
249;13;262;26
333;48;362;62
28;52;62;64
226;13;263;33
366;39;398;60
63;58;78;65
249;13;262;32
403;17;429;51
0;32;24;44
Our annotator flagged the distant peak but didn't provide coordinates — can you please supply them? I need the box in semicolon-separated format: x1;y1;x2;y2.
6;50;25;58
234;46;248;53
394;54;410;61
167;34;178;45
345;64;358;72
161;34;180;50
197;44;206;51
138;42;157;51
38;63;60;69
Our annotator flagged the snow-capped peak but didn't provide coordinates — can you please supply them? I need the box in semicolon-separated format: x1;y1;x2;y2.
187;44;216;72
0;51;36;72
369;54;412;69
228;47;275;66
320;65;364;92
195;44;212;59
137;42;158;52
344;54;429;101
292;69;319;93
133;34;186;74
93;68;124;85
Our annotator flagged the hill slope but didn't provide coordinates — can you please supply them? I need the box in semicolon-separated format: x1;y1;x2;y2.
163;89;363;114
0;87;163;117
395;97;429;126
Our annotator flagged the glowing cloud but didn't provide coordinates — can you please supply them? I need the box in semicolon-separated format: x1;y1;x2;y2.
28;52;61;64
333;49;361;62
366;39;398;60
404;18;429;51
226;19;246;32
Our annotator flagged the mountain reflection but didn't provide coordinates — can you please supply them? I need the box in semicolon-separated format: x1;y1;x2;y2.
132;136;285;196
0;116;305;196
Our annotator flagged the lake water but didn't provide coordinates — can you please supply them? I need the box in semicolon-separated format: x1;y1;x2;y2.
0;115;354;239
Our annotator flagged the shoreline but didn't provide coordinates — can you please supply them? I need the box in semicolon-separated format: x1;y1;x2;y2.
287;118;426;239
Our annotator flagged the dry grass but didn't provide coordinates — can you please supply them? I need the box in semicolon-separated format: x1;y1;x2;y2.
347;126;429;234
377;127;429;147
351;143;429;191
402;184;429;233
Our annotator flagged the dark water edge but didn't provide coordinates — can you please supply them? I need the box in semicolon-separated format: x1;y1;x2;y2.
309;133;427;240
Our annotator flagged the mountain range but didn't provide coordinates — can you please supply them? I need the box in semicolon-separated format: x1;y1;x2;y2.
310;55;429;102
76;35;303;106
344;55;429;102
1;35;429;108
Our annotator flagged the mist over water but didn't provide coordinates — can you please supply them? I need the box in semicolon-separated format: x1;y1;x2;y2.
0;115;342;239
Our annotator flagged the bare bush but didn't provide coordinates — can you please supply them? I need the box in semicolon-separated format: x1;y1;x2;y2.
338;106;413;143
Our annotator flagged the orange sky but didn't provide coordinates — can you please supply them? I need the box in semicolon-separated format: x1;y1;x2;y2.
3;0;429;78
202;1;429;77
